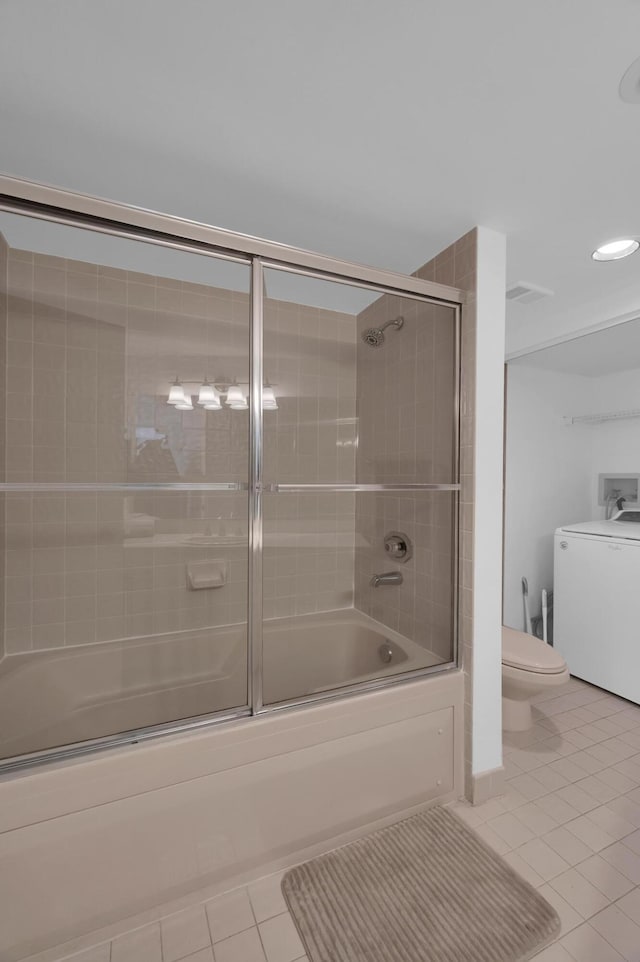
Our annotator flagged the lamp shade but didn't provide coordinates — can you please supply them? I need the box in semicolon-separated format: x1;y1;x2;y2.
198;380;218;405
263;386;278;410
168;379;186;405
226;383;244;405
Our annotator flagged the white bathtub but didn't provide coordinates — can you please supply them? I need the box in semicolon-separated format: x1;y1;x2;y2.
0;613;461;962
0;609;444;760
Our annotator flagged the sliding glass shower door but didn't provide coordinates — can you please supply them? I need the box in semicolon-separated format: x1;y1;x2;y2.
260;267;460;707
0;213;251;760
0;177;463;768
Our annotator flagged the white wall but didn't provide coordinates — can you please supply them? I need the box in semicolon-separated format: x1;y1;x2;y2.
504;362;640;632
587;368;640;518
503;365;592;630
472;226;507;777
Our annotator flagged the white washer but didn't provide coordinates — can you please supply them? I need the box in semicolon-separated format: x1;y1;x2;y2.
554;510;640;704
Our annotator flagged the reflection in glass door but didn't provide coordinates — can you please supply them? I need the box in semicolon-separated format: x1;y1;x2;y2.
0;214;251;760
260;267;460;706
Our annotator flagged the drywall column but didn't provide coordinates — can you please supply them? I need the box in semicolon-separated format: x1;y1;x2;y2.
471;227;507;793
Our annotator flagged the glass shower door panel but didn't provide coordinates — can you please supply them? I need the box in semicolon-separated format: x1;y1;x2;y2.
0;214;251;760
261;268;459;706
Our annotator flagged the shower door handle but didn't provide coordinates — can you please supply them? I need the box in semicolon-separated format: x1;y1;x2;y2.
269;483;461;493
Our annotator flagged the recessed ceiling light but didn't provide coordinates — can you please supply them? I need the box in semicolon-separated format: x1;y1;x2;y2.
592;239;639;262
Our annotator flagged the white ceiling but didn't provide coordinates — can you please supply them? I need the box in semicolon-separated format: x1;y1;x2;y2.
2;0;640;354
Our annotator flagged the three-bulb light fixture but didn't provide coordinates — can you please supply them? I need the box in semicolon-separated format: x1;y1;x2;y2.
167;378;278;411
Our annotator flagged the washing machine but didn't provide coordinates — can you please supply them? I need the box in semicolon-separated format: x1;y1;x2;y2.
554;509;640;704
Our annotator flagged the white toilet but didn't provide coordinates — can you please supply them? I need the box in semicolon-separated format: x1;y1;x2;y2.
502;626;570;731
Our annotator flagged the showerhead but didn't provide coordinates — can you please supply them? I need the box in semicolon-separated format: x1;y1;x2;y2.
360;316;404;348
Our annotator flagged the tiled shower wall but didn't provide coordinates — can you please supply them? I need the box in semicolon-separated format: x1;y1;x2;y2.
2;238;356;654
353;292;458;661
263;298;356;619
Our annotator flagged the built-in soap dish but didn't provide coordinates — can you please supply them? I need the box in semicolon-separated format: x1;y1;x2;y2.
186;559;227;590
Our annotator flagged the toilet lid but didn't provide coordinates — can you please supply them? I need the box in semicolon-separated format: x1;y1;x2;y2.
502;627;567;674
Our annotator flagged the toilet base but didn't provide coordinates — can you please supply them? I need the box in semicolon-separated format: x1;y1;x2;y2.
502;695;533;732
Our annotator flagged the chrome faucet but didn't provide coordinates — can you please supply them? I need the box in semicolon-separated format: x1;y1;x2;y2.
370;571;403;588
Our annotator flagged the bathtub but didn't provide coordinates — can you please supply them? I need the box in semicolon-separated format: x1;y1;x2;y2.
0;612;462;962
0;609;443;761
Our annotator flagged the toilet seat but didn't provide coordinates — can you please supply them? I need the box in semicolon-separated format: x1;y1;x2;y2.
502;626;567;674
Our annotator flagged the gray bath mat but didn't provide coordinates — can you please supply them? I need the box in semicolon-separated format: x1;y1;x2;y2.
282;806;560;962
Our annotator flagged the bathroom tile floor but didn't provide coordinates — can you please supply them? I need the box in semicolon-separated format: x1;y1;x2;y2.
449;676;640;961
49;676;640;962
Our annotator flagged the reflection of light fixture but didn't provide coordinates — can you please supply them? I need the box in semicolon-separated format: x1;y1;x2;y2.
198;378;219;406
174;393;194;410
229;396;248;410
167;377;186;405
225;382;244;406
592;239;639;261
263;385;278;410
202;400;222;410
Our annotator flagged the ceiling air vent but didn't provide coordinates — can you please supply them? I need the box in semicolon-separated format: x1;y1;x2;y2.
506;281;554;304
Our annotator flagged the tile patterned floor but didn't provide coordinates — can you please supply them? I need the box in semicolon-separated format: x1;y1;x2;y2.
449;676;640;961
52;676;640;962
55;875;308;962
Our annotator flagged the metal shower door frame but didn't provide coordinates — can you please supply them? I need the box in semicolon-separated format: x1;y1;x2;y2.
0;173;465;771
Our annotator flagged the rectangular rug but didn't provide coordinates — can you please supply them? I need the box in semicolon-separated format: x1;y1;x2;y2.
282;806;560;962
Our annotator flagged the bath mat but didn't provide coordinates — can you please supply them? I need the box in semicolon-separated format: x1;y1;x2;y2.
282;806;560;962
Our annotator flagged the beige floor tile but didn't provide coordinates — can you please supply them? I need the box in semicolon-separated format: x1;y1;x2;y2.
258;914;305;962
248;874;288;923
508;772;549;801
503;850;545;887
555;785;600;815
569;751;608;776
564;815;617;853
563;730;599;751
514;802;560;836
620;828;640;855
181;950;214;962
549;759;588;783
213;927;266;962
600;841;640;884
607;795;640;828
537;792;583;825
206;888;255;943
590;903;640;960
111;924;162;962
587;805;636;840
549;869;610;919
475;822;512;854
560;922;625;962
543;826;593;865
534;766;571;792
487;812;535;848
573;775;619;804
161;906;211;962
576;854;635;900
616;885;640;922
538;884;583;936
531;943;574;962
518;839;571;881
62;947;110;962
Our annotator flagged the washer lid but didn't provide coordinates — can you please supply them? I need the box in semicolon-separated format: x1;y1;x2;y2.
502;627;567;674
557;519;640;540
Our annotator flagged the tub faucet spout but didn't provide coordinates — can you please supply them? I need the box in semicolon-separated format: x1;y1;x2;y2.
370;571;403;588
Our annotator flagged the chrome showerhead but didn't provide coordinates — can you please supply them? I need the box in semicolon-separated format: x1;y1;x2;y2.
360;315;404;348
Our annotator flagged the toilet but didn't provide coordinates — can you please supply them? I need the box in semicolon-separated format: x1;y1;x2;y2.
502;626;570;731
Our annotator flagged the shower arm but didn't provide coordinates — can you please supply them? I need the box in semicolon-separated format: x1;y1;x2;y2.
380;317;403;332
